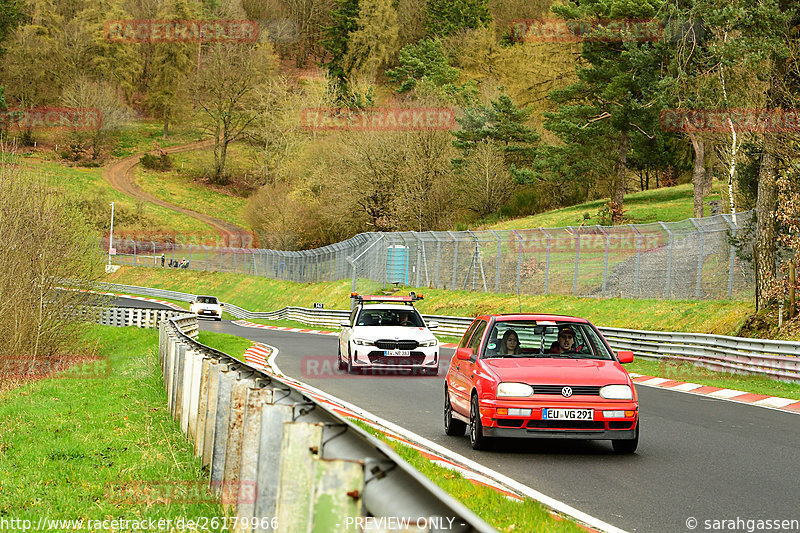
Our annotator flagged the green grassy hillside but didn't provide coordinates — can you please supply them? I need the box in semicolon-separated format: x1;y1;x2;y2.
489;182;723;230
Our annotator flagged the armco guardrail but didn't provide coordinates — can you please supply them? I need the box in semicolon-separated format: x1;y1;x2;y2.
160;314;496;532
74;305;191;331
102;282;800;383
600;327;800;382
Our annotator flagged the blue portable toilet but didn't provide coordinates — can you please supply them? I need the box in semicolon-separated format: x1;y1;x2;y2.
386;245;409;284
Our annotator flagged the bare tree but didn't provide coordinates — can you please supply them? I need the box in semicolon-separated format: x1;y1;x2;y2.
61;78;133;160
194;40;276;184
0;151;103;370
457;138;513;219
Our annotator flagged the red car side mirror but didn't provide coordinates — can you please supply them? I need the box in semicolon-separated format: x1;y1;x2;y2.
617;350;634;364
456;347;474;361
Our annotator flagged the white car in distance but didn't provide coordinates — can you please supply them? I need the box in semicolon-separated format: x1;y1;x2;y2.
338;293;440;375
189;295;223;321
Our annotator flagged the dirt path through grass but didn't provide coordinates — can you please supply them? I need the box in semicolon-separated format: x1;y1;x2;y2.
103;140;255;247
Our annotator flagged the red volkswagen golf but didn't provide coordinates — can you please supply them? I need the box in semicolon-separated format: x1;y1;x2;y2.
444;314;639;453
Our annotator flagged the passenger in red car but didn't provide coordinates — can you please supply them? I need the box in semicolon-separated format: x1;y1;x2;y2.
549;327;576;353
501;330;522;355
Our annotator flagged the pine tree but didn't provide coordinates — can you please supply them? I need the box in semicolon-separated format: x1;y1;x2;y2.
343;0;400;80
147;0;200;137
322;0;360;101
386;39;460;94
425;0;491;37
539;0;665;223
452;92;539;183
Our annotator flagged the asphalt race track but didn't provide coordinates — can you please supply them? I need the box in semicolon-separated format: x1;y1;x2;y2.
115;298;800;533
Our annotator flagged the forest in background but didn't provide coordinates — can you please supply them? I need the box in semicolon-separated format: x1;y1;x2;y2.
0;0;799;312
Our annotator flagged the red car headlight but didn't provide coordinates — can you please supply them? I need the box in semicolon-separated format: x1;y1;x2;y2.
600;384;633;400
496;382;534;398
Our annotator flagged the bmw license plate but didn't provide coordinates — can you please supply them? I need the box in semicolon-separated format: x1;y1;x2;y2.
386;350;411;357
542;409;593;420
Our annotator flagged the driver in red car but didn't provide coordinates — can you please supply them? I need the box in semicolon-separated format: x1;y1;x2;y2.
548;326;576;354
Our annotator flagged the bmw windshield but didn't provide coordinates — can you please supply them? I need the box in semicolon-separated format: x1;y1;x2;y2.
483;321;614;360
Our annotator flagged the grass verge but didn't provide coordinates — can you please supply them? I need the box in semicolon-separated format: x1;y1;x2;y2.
352;420;584;532
197;331;252;362
0;325;225;523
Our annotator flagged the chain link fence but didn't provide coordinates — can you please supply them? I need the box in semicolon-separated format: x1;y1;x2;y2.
109;211;756;300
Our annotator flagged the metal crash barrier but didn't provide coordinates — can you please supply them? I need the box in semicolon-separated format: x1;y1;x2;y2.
160;313;496;533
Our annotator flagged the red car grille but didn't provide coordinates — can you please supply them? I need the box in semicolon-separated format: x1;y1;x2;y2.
532;385;601;396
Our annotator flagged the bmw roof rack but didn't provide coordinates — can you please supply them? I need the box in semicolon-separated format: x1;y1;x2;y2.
350;292;424;305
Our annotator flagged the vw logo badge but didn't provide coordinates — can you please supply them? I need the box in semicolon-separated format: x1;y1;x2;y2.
561;387;573;398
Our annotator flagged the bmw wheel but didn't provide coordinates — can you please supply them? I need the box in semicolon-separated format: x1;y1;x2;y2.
346;347;355;374
337;345;346;371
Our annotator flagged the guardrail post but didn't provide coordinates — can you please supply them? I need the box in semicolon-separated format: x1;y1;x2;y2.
222;376;256;510
254;403;295;526
195;357;213;459
568;226;580;295
659;222;674;298
210;367;236;488
187;349;204;441
203;362;230;468
275;422;325;533
233;386;273;528
309;459;364;532
172;342;186;423
163;331;172;399
181;344;194;434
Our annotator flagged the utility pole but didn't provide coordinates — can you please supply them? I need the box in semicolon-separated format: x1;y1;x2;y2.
108;202;115;266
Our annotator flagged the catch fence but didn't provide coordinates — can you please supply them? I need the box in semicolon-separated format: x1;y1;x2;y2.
109;211;756;300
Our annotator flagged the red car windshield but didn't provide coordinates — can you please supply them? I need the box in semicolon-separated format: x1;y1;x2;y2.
483;321;614;360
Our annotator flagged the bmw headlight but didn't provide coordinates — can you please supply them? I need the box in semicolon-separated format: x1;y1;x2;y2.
600;384;633;400
352;338;374;346
419;338;438;347
496;382;534;398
